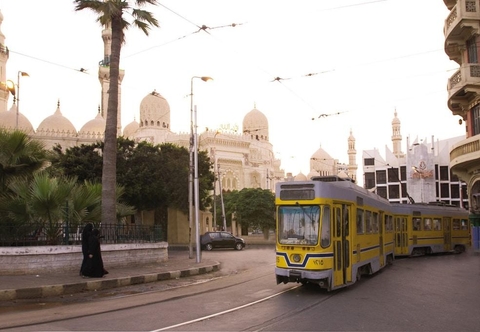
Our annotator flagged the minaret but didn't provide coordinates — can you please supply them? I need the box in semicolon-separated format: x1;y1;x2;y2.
98;23;125;135
391;110;403;158
0;10;11;113
347;129;358;182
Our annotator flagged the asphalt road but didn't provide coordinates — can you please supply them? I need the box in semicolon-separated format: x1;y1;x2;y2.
2;247;480;332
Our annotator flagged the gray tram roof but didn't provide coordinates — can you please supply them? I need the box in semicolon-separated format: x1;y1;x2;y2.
277;178;468;217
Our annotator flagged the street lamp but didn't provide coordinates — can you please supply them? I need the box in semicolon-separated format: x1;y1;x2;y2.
189;76;213;262
16;71;29;129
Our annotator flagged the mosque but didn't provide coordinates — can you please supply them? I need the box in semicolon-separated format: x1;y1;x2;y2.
0;11;360;242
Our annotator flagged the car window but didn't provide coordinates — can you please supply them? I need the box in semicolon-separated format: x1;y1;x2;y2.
209;233;219;239
220;232;233;239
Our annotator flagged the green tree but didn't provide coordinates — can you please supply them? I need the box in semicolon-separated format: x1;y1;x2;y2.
48;143;103;181
0;129;48;193
48;138;214;236
226;188;275;237
74;0;159;225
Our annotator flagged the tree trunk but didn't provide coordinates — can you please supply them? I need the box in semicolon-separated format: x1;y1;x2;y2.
101;18;122;225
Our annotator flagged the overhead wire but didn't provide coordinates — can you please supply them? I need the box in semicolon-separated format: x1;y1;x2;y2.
6;0;456;121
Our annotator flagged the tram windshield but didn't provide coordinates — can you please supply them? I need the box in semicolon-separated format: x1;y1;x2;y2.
278;205;320;245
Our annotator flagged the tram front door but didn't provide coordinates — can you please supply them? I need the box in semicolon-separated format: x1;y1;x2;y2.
332;204;351;288
394;216;408;256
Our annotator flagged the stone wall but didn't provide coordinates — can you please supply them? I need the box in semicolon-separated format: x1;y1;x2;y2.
0;242;168;275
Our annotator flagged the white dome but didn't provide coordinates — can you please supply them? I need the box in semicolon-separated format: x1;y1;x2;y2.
79;111;105;137
0;103;34;134
139;91;170;129
294;172;307;181
123;118;139;138
311;146;333;161
243;107;269;141
37;101;77;136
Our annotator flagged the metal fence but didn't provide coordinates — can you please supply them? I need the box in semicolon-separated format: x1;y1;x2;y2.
0;223;163;246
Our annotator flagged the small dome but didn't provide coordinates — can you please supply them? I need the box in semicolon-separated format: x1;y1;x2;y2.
0;103;34;134
37;101;77;135
392;110;400;125
294;172;307;181
348;129;355;141
79;110;105;138
243;107;269;141
338;170;350;179
139;90;170;129
123;118;139;138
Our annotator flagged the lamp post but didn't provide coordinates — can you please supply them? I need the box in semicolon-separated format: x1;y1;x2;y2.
189;76;213;262
16;71;29;130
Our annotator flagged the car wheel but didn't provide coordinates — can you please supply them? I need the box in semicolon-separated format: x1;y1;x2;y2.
205;243;213;251
235;243;243;250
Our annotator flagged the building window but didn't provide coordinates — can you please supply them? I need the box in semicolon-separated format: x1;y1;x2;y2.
467;36;478;63
451;184;460;198
364;172;375;189
440;183;450;198
400;166;406;181
388;168;400;182
401;183;407;198
364;158;374;166
376;170;387;184
439;166;449;181
377;186;387;199
388;184;400;199
473;104;480;136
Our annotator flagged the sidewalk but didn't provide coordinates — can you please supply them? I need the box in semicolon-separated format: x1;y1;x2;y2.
0;249;220;302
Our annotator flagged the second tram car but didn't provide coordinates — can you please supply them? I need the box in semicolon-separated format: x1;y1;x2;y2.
275;176;470;291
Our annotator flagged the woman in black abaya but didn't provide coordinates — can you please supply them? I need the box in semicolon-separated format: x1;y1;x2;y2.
82;228;108;278
80;223;93;276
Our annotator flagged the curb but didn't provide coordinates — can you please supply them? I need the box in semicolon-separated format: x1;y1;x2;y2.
0;261;220;301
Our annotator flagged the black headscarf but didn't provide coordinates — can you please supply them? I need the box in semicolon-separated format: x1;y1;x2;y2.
82;223;94;247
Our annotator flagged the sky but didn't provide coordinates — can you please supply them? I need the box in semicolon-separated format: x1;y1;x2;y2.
0;0;466;183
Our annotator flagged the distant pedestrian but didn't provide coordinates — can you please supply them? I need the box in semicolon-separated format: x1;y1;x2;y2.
82;228;108;278
80;223;93;276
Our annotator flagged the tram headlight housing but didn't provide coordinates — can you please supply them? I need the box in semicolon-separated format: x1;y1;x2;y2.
292;254;301;263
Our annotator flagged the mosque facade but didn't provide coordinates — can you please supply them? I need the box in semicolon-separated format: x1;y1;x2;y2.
0;13;287;243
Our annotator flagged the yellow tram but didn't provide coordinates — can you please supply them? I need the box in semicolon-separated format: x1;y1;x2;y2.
275;176;470;291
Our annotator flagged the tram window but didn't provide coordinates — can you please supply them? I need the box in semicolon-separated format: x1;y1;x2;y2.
412;217;421;231
344;205;350;237
453;219;460;230
461;219;468;230
336;208;341;237
321;206;331;248
423;218;432;231
372;212;379;233
365;211;372;233
433;218;442;231
356;209;364;234
385;215;393;232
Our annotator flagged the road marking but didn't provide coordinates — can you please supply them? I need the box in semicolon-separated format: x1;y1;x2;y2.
150;285;300;331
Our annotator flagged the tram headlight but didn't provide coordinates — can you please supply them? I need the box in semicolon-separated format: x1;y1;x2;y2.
292;254;301;263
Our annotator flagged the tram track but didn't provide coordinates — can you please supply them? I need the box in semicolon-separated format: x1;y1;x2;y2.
1;262;278;330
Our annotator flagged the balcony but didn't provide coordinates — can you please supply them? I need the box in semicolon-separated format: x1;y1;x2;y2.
444;0;480;63
447;64;480;115
450;135;480;178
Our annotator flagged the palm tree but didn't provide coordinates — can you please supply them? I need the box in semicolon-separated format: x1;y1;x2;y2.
0;129;48;194
74;0;159;225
